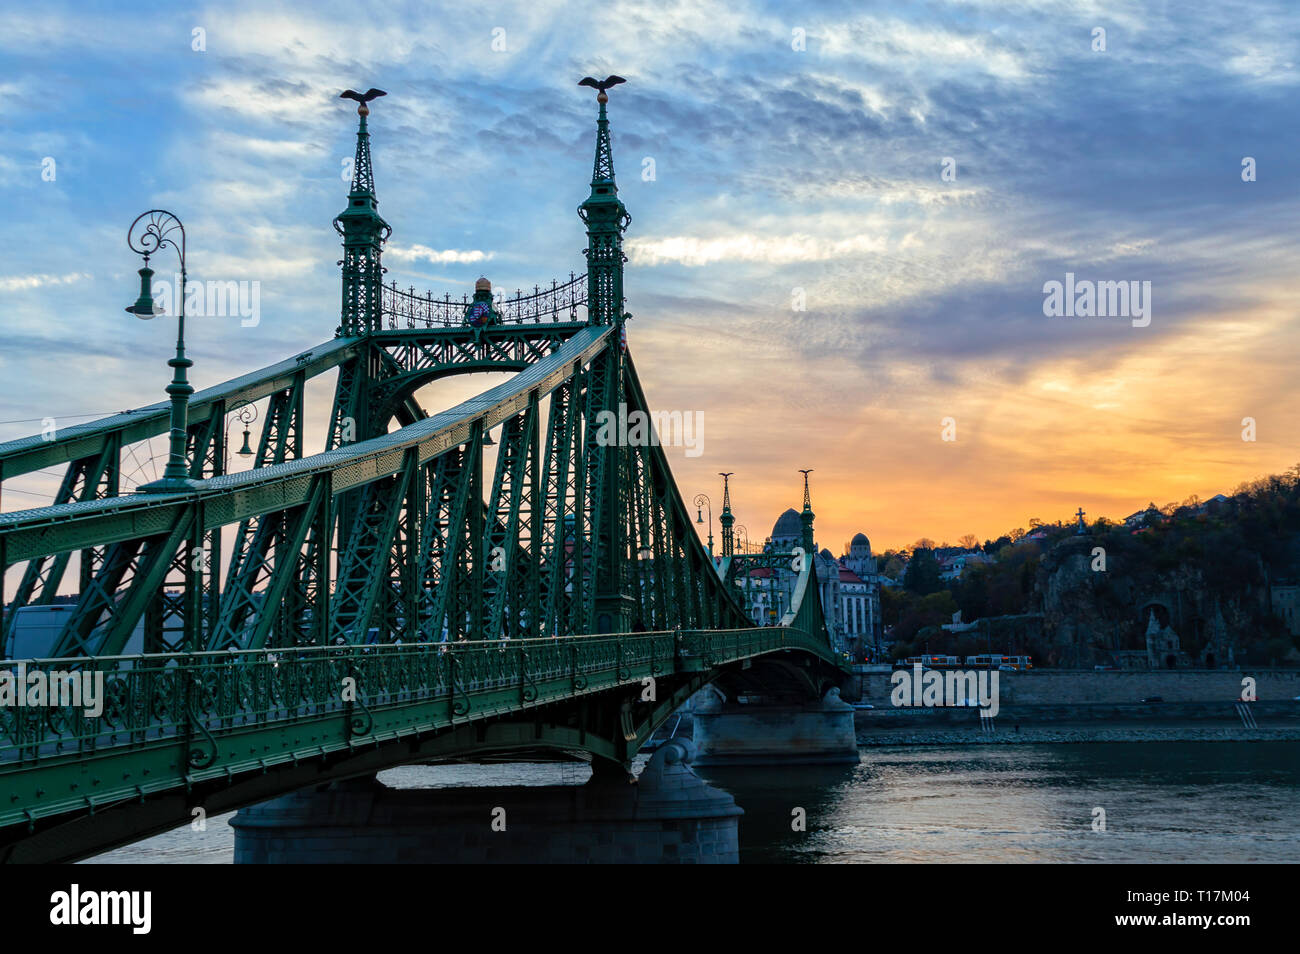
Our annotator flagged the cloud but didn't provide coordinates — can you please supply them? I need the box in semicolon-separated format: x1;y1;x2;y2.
628;231;888;266
818;17;1035;82
386;245;495;265
1223;43;1300;84
3;0;1300;552
0;272;91;292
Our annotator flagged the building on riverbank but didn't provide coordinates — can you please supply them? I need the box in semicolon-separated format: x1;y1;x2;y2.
751;509;883;660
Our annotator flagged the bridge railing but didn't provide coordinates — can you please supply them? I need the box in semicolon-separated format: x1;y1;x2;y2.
381;274;587;329
677;625;811;669
722;551;836;644
0;627;834;769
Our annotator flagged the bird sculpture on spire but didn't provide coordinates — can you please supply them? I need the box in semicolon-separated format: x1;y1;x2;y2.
339;88;387;115
578;75;626;103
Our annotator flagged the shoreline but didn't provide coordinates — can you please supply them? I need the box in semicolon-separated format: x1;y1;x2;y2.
856;723;1300;746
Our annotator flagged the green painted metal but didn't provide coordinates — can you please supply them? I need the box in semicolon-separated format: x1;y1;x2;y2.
0;617;843;861
800;469;816;555
483;396;539;640
125;211;197;495
719;472;735;557
574;82;636;630
417;438;475;642
334;97;390;337
329;452;415;643
2;438;120;648
50;516;193;658
578;83;630;330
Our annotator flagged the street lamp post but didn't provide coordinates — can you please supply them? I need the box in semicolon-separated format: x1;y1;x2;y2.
126;210;197;493
225;400;259;473
735;524;750;554
693;492;713;557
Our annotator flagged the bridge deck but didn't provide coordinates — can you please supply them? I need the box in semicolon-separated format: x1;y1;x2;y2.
0;626;842;846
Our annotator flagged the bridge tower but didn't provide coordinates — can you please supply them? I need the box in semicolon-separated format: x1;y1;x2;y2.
578;79;630;329
334;91;391;337
579;78;634;633
799;469;816;554
719;472;735;557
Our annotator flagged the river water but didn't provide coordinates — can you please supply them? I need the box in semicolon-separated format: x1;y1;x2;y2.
87;740;1300;863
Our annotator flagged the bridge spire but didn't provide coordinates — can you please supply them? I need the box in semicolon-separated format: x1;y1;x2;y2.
719;473;735;557
577;76;637;637
798;469;815;554
577;75;630;327
334;88;391;336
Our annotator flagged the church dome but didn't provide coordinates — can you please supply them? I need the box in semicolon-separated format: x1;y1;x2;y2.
851;532;869;547
771;508;801;543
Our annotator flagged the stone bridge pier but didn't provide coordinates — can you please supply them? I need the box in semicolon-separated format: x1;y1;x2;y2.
231;740;742;864
690;686;859;767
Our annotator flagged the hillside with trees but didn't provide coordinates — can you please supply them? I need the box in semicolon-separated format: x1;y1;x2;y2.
883;464;1300;667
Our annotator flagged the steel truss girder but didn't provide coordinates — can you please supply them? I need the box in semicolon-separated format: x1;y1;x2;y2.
49;510;194;658
3;436;120;650
0;328;767;663
329;450;417;644
204;380;309;650
416;438;475;642
577;345;612;631
483;395;540;641
539;379;578;637
143;503;205;656
242;476;330;650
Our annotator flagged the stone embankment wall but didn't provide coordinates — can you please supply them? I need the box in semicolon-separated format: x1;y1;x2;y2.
854;700;1299;725
849;668;1300;706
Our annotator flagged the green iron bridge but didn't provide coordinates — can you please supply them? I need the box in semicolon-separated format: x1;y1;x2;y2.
0;82;848;863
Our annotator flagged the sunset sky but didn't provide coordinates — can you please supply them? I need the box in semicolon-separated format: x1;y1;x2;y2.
2;0;1298;554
